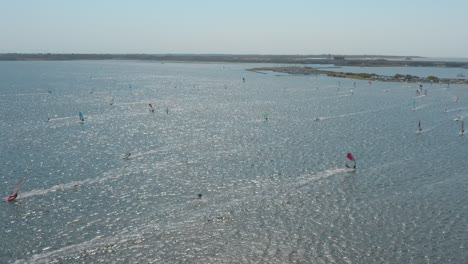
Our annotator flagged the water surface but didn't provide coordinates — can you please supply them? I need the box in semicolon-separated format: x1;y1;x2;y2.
1;61;467;263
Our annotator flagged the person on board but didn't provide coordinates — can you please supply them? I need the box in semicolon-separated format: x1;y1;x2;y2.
5;177;24;202
5;193;18;202
198;194;203;199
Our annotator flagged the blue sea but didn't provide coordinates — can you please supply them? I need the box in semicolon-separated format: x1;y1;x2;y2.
1;60;468;263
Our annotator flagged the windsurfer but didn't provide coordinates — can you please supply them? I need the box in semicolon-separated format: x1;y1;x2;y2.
5;193;18;202
346;153;356;170
148;104;155;113
123;153;132;160
5;177;23;202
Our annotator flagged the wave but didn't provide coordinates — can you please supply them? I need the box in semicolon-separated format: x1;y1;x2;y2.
0;92;50;97
18;148;163;200
445;107;468;113
413;103;432;111
318;94;351;100
295;168;352;189
12;166;351;263
318;104;399;121
48;116;76;122
17;169;126;200
12;233;143;264
19;178;107;199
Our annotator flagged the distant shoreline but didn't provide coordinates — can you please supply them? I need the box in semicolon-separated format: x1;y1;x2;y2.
247;66;468;84
1;53;468;69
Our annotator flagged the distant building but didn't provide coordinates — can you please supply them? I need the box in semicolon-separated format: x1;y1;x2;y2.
333;56;345;60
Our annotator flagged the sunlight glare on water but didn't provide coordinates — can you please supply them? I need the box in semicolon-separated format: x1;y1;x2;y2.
0;61;467;263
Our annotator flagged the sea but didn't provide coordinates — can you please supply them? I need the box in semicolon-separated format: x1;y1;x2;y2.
1;60;467;263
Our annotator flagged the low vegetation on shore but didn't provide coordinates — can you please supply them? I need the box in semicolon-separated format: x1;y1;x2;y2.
248;66;468;84
1;53;468;69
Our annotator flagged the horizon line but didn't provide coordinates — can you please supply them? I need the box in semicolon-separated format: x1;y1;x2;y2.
0;52;426;58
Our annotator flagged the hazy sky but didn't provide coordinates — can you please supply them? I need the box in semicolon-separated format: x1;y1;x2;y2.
1;0;467;57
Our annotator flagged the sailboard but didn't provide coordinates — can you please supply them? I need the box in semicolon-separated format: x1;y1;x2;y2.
345;153;356;169
79;111;85;122
4;177;24;202
461;119;465;135
418;120;422;133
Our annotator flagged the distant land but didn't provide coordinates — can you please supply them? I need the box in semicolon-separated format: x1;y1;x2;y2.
1;53;468;68
247;66;468;84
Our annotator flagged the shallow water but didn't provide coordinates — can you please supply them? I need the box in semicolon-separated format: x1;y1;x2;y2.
1;61;468;263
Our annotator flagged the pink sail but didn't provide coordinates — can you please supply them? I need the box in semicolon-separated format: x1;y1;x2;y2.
346;153;356;169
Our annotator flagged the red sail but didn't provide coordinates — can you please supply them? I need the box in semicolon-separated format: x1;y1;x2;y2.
5;177;24;202
347;153;355;161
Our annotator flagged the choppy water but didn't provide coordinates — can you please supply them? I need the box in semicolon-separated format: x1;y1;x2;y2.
1;61;468;263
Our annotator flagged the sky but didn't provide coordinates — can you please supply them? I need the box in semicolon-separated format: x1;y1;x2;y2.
1;0;467;57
